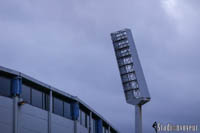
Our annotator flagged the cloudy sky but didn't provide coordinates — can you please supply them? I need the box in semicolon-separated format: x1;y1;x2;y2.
0;0;200;132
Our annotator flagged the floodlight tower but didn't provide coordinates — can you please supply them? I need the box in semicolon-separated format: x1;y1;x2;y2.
110;29;151;133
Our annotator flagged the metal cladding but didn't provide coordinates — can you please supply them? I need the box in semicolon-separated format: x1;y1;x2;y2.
0;66;120;133
111;28;150;105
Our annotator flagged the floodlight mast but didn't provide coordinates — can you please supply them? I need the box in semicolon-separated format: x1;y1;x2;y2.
110;29;151;133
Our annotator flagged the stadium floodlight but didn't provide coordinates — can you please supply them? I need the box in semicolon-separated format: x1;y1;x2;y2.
110;28;151;133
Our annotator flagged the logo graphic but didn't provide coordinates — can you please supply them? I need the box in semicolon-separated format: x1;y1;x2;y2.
152;122;198;132
152;121;158;133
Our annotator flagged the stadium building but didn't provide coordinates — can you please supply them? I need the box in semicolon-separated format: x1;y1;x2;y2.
0;66;119;133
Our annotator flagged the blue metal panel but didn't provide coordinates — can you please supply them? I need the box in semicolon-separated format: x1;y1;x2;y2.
71;102;79;120
97;119;103;133
11;76;22;96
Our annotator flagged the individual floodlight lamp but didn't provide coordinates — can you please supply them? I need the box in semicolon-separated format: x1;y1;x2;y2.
110;28;151;133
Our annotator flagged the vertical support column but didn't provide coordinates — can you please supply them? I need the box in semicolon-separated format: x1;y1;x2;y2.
48;90;52;133
89;112;92;133
135;105;142;133
74;120;77;133
12;76;22;133
13;97;19;133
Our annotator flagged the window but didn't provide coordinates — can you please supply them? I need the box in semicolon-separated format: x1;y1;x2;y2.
80;110;82;124
64;101;71;119
0;75;11;97
22;84;49;110
84;114;88;128
32;88;43;109
93;119;97;133
85;114;89;128
80;110;89;128
21;84;31;103
81;110;85;126
43;93;49;111
78;110;81;122
53;97;64;116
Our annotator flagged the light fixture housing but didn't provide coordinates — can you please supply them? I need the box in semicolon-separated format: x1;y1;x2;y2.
18;99;26;106
111;28;151;105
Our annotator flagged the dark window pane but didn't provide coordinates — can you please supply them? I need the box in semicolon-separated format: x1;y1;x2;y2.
32;88;43;109
80;110;82;124
43;93;49;111
0;76;11;97
81;110;85;126
82;111;85;127
53;97;63;116
93;119;97;133
78;110;81;122
42;93;45;109
64;101;71;119
87;116;89;128
21;84;31;103
85;114;88;128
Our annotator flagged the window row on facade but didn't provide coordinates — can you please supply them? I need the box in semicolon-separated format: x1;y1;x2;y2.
0;74;118;133
52;95;72;119
21;83;49;110
0;74;72;119
79;109;89;129
22;82;72;119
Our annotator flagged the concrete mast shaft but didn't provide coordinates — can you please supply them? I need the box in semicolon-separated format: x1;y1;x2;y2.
135;105;142;133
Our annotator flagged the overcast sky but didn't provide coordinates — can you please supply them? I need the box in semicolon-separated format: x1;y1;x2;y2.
0;0;200;133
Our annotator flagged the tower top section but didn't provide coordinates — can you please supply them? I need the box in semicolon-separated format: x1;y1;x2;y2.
111;28;150;105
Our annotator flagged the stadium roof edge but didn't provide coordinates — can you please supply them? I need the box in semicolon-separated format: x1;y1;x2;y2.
0;65;119;133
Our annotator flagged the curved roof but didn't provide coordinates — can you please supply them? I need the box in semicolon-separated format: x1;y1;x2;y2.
0;66;119;133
